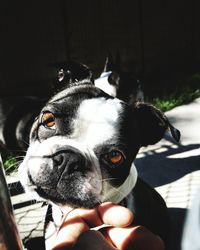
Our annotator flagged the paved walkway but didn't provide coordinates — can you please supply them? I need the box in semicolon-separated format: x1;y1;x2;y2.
135;97;200;250
6;98;200;249
6;174;47;248
136;97;200;206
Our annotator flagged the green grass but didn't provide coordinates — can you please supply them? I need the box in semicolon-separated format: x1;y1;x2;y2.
152;88;200;112
3;155;17;173
1;150;18;174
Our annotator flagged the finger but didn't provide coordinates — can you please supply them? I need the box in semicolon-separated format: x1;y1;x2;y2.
52;211;89;250
97;202;134;227
76;202;133;228
76;207;103;228
51;205;105;249
73;230;117;250
105;226;165;250
52;203;134;249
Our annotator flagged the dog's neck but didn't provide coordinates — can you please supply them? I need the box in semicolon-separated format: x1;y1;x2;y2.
102;162;138;204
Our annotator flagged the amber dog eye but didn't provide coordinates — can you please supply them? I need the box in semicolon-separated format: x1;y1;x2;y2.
104;150;125;166
41;112;56;129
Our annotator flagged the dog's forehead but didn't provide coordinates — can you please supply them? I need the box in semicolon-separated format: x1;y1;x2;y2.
76;97;122;122
71;97;123;147
41;85;125;149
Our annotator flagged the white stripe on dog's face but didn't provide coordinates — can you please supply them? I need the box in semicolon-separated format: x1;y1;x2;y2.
71;97;122;148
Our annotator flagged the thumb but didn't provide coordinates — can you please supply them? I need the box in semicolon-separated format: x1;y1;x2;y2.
106;226;165;250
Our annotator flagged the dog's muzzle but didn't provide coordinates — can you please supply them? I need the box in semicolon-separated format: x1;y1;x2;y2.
48;146;88;176
20;142;103;208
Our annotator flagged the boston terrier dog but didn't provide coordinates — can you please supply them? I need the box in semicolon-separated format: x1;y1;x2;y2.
95;53;144;104
19;63;180;249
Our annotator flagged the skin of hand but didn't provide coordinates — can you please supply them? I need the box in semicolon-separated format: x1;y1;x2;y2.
51;202;165;250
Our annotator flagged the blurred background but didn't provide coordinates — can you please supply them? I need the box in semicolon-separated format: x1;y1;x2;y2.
0;0;200;101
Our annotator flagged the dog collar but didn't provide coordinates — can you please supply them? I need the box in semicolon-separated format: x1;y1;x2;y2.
103;162;138;204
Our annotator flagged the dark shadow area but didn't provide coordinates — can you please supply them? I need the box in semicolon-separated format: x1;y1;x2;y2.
8;181;24;196
8;181;40;210
24;237;45;250
135;142;200;187
168;208;187;250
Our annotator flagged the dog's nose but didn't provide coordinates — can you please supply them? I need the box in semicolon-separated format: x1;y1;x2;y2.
52;149;86;174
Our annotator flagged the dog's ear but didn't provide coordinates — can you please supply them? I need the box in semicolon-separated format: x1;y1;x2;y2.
134;102;181;146
103;51;122;73
52;61;94;91
115;51;121;70
103;52;114;72
108;71;120;87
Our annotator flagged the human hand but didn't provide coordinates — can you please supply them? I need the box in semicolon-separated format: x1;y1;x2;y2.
51;202;165;250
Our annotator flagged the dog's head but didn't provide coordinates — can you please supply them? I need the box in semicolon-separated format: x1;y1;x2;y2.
19;65;180;209
95;53;143;104
52;61;94;92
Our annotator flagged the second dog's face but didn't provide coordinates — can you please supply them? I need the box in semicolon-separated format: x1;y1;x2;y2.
19;84;140;208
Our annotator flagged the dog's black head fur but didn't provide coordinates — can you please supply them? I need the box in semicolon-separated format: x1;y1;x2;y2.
52;61;94;93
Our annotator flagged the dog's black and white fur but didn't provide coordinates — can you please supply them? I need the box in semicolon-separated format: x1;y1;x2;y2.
19;62;180;249
95;53;144;104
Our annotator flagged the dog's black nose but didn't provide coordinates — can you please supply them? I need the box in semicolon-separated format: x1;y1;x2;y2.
52;148;86;174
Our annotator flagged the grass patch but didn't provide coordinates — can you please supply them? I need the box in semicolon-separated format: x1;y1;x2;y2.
1;149;18;174
152;88;200;112
3;155;17;173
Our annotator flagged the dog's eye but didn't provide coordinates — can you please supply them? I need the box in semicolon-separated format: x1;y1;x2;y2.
41;112;56;129
104;150;124;166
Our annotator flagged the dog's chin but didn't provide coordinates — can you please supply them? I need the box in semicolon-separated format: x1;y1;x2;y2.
35;185;101;209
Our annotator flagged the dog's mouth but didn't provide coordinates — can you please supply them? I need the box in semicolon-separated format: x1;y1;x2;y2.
20;142;104;208
35;185;101;208
27;167;102;208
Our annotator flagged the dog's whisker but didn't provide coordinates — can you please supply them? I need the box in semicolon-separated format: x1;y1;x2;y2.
96;200;102;207
5;161;23;172
14;156;25;159
97;177;117;182
7;160;22;167
15;159;24;164
21;139;30;147
110;185;127;198
9;149;27;154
